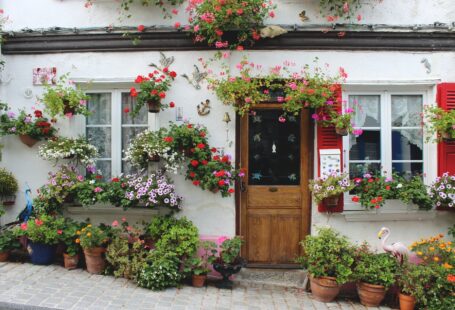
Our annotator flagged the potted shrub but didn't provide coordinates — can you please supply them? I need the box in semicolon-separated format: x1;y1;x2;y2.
184;240;217;287
424;105;455;142
297;227;355;302
0;228;21;262
211;236;245;289
78;224;108;274
13;215;65;265
129;68;177;115
41;74;90;118
309;172;354;208
325;108;359;136
429;172;455;209
353;244;398;307
0;168;18;206
396;262;424;310
60;219;82;270
38;136;98;168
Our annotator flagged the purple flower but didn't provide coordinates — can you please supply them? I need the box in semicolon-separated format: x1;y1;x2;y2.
9;127;16;133
363;173;371;179
86;165;96;174
7;111;15;118
24;116;32;124
311;113;319;121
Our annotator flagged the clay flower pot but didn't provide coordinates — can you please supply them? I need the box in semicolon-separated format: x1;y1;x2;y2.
83;247;105;274
335;127;349;136
148;154;161;162
147;99;161;113
19;135;39;147
0;251;9;262
399;292;416;310
357;282;387;307
1;195;16;206
192;274;207;287
310;276;340;302
63;253;79;270
322;196;340;208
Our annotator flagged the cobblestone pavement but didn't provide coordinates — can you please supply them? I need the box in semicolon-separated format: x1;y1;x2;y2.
0;263;393;310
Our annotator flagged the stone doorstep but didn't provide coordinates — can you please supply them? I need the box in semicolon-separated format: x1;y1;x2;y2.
232;268;308;290
0;301;60;310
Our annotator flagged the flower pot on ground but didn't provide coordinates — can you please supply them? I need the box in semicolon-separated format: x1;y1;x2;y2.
210;236;245;289
297;227;355;302
19;134;39;147
63;253;79;270
78;224;108;274
83;247;105;274
398;292;416;310
61;218;82;270
184;240;218;288
0;251;9;262
357;281;387;307
27;241;56;265
0;228;19;262
192;274;207;287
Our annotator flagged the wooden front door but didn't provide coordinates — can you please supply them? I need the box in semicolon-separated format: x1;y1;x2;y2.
239;105;312;267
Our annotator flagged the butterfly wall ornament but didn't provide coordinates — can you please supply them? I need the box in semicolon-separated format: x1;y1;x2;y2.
181;65;208;90
149;52;175;70
299;10;309;22
252;172;263;180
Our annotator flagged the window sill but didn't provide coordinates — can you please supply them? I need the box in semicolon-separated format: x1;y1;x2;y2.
338;210;436;222
65;205;163;216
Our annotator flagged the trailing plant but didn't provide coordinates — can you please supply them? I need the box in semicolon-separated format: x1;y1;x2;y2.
309;172;354;204
325;108;362;135
0;168;18;198
352;243;397;288
429;172;455;209
40;74;89;118
187;0;276;49
0;228;21;252
297;227;355;284
38;136;98;167
13;215;65;245
319;0;362;19
60;218;83;256
0;108;57;140
423;105;455;142
77;224;109;249
129;68;177;116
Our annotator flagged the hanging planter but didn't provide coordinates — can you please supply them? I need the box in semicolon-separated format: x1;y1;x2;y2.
19;134;39;147
1;195;16;206
322;195;340;208
442;132;455;143
147;99;161;113
148;153;161;162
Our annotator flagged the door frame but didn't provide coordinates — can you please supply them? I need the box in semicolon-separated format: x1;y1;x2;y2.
235;104;314;267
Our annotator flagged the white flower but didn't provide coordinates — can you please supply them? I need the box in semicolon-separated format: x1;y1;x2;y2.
396;183;403;189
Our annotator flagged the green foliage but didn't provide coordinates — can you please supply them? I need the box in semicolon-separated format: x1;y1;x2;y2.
0;168;18;197
449;225;455;240
14;215;65;245
60;218;83;256
99;177;139;209
218;236;243;265
424;105;455;142
136;251;182;290
298;227;354;284
0;228;21;252
0;108;57;140
41;74;90;118
397;175;433;210
183;241;217;275
351;173;400;209
78;224;108;249
309;172;354;204
117;0;184;19
352;243;397;288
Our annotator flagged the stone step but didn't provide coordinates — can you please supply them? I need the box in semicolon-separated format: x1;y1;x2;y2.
233;268;308;290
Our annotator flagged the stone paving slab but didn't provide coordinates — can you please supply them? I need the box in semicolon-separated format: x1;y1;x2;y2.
0;263;393;310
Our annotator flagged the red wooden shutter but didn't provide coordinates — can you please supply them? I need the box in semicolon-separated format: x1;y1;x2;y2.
437;83;455;176
316;85;344;212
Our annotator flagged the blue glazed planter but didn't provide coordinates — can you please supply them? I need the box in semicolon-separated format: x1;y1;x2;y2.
28;241;56;265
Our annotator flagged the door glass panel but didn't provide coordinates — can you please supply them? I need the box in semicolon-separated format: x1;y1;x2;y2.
248;110;300;185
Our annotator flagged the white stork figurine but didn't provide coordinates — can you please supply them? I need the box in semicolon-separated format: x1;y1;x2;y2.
378;227;421;265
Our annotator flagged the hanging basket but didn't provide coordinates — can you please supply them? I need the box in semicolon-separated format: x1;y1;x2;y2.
147;99;161;113
442;132;455;142
1;195;16;206
335;127;349;136
148;154;161;162
322;195;340;208
19;135;39;147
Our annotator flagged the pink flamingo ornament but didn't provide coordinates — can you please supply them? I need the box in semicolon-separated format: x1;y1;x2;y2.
378;227;421;265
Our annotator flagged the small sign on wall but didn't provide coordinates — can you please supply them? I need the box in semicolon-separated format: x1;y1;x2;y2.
319;149;341;175
33;67;57;85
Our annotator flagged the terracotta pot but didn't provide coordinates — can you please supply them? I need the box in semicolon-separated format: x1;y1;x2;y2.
83;247;105;274
310;276;340;302
19;135;39;147
399;293;416;310
148;154;161;162
147;99;161;113
0;251;9;262
1;195;16;206
335;127;349;136
210;188;220;194
322;196;340;208
63;253;79;270
357;282;387;307
192;274;207;287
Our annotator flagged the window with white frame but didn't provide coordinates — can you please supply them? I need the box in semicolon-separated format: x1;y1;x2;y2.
345;92;425;180
86;90;147;179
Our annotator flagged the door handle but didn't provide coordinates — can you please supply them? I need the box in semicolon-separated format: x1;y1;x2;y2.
269;187;278;192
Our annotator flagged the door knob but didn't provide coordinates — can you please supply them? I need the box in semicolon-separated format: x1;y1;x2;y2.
269;187;278;192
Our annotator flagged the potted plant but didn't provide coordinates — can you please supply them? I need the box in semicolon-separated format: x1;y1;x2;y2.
429;172;455;209
297;227;355;302
351;173;402;210
211;236;245;289
0;168;18;206
78;223;108;274
13;215;65;265
38;136;98;168
60;219;82;269
129;68;177;115
41;74;90;118
0;228;21;262
309;172;354;208
396;262;424;310
353;244;398;307
184;240;217;287
424;105;455;142
325;108;358;136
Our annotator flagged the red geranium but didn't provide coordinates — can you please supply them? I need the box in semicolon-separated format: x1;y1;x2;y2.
218;180;226;186
189;172;196;178
193;180;200;186
228;188;235;193
112;178;120;182
191;160;199;167
34;110;43;118
163;136;174;143
201;160;208;165
169;71;177;78
352;196;360;203
197;143;205;149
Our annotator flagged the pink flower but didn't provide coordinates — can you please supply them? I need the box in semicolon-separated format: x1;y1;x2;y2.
20;223;27;231
193;25;200;32
245;97;252;103
311;113;320;120
35;219;43;226
112;220;119;227
339;67;348;79
126;226;132;231
94;187;103;193
277;96;284;102
278;116;286;123
217;235;229;244
57;230;63;235
357;14;362;22
121;217;126;222
269;11;275;18
345;108;354;114
65;112;73;118
222;52;230;59
79;100;87;106
174;22;181;29
172;9;178;15
288;82;297;90
263;89;269;94
343;2;349;13
353;129;363;136
77;175;84;182
215;41;228;48
137;25;145;32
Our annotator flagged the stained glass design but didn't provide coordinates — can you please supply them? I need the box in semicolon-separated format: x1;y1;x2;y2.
248;110;300;185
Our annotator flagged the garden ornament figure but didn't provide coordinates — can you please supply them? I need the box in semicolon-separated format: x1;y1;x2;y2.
18;184;33;223
378;227;421;265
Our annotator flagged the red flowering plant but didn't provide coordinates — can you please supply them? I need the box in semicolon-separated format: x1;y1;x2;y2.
13;214;65;245
187;0;276;49
351;173;401;210
129;67;177;116
0;108;57;141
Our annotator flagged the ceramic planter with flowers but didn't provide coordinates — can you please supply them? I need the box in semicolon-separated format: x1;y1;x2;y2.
297;227;355;302
187;0;276;49
129;68;177;115
309;172;354;209
429;172;455;210
0;228;21;262
41;74;89;118
424;105;455;142
0;168;18;206
211;236;245;289
78;224;108;274
13;215;65;265
184;241;217;287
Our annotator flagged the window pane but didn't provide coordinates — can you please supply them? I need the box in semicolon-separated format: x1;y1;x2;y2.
392;162;423;176
349;130;381;160
391;95;423;127
95;160;112;180
349;163;381;179
87;127;111;158
392;129;423;160
349;95;380;127
122;127;147;156
122;93;148;125
122;161;143;176
86;93;111;125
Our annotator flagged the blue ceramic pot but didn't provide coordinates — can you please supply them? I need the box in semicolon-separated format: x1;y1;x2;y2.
28;241;56;265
